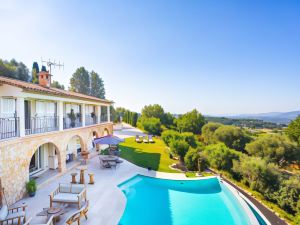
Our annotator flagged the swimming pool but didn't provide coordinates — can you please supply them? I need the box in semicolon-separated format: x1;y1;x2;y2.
118;175;261;225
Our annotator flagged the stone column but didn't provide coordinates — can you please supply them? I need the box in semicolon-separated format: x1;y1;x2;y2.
58;101;64;131
107;105;110;122
16;97;25;137
81;104;85;127
96;105;101;123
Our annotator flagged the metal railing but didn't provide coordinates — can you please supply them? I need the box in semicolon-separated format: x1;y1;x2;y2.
100;114;108;123
63;117;82;129
25;116;59;135
85;115;97;126
0;117;19;140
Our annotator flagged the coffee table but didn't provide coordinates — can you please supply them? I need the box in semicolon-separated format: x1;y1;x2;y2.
37;206;67;223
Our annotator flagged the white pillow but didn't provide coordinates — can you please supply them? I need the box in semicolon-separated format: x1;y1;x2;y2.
59;184;71;193
71;184;84;194
0;205;8;221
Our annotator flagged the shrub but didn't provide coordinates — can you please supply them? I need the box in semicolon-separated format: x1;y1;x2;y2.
232;155;280;194
181;132;197;148
161;130;181;146
184;148;201;171
201;122;222;144
138;117;162;135
245;134;300;166
203;143;240;171
170;139;190;162
214;125;251;151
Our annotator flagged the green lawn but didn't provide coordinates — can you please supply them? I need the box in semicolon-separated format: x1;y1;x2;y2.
119;137;179;173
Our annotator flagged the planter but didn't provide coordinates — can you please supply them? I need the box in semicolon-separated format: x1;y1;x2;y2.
29;192;36;197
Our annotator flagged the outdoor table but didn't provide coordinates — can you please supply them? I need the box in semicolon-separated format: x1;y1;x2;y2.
101;155;118;163
76;165;87;184
37;206;67;224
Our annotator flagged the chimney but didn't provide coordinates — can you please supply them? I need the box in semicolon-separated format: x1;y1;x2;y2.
38;71;52;88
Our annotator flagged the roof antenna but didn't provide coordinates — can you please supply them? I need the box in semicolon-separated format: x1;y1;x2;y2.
41;57;64;75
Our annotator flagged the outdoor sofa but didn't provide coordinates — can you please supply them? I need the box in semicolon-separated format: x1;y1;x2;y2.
49;183;86;209
0;203;27;225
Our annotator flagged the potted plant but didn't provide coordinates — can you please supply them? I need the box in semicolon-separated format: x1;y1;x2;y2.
26;179;37;197
68;109;76;128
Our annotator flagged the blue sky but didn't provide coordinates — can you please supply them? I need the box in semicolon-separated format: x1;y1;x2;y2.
0;0;299;114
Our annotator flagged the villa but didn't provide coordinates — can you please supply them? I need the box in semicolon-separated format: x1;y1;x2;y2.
0;71;113;206
0;73;284;225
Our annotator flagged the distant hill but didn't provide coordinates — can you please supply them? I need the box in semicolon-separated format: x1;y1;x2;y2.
225;111;300;124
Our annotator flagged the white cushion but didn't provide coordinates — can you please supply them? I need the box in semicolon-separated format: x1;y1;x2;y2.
71;184;84;194
53;193;78;203
0;205;8;221
6;210;25;220
59;184;71;193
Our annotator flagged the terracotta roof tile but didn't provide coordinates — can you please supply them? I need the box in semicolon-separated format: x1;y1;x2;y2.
0;75;113;104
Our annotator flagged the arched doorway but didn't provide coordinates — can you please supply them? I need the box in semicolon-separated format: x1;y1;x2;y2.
103;128;109;136
29;142;61;180
91;130;100;151
65;135;84;167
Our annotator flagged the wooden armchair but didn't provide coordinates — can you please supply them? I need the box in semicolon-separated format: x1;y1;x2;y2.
0;203;27;225
65;200;89;225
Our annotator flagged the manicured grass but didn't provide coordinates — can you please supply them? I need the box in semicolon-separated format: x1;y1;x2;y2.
185;171;213;178
119;137;179;173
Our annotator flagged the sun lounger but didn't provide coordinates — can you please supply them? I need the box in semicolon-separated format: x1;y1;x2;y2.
149;135;155;143
135;135;142;143
143;136;149;143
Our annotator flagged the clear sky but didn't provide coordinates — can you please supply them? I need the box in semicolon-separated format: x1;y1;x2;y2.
0;0;299;114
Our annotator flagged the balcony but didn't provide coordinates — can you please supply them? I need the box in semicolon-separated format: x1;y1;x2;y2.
85;115;97;126
0;117;20;140
101;114;108;123
25;116;59;135
63;117;82;129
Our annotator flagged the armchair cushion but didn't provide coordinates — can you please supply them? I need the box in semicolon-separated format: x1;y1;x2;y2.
59;184;71;193
0;205;8;220
53;193;79;203
6;210;25;220
71;184;85;194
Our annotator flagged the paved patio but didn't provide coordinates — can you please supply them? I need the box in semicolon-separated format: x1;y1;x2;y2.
17;155;188;225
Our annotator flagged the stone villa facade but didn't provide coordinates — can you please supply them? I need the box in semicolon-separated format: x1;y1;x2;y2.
0;72;113;205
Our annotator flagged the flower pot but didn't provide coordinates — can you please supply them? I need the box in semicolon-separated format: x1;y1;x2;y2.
29;192;36;197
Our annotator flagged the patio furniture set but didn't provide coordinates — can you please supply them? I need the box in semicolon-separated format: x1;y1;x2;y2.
0;135;124;225
135;135;154;143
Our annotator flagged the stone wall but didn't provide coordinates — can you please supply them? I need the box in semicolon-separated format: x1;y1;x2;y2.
0;123;113;205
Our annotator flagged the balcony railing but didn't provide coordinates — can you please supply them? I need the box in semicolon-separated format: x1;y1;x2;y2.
85;115;97;126
63;117;82;129
25;116;59;135
0;117;19;140
101;114;108;123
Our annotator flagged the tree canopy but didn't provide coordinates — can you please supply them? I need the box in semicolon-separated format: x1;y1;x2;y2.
141;104;165;120
70;67;90;95
245;134;300;166
51;80;65;90
0;58;30;81
176;109;205;134
170;139;190;162
213;125;251;151
203;143;240;171
90;71;105;99
232;156;280;194
285;115;300;145
70;67;106;99
201;122;222;144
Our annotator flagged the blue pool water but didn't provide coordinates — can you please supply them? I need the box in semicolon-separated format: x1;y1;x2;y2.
118;175;259;225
